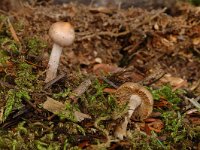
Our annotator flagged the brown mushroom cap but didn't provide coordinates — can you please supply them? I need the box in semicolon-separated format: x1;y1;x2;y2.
49;22;75;47
115;82;153;121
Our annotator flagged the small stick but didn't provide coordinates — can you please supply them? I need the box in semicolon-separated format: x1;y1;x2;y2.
47;79;92;119
78;8;167;41
0;80;16;89
24;60;43;69
69;78;92;102
25;100;42;113
44;73;66;89
186;96;200;110
78;30;130;41
140;69;166;86
99;76;118;89
7;18;20;43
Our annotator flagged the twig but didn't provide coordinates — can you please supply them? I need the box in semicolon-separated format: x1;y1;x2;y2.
69;78;92;102
185;108;198;115
7;18;20;43
25;100;42;113
78;8;166;41
130;8;167;31
0;9;9;15
140;68;166;86
78;30;130;41
0;80;16;89
186;97;200;111
44;73;66;89
47;78;92;120
99;76;118;89
24;60;43;69
190;79;200;91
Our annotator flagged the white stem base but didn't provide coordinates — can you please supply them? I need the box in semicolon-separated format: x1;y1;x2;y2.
45;43;63;83
114;95;142;140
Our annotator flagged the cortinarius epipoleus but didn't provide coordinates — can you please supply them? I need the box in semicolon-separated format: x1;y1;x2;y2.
114;82;153;140
45;22;75;83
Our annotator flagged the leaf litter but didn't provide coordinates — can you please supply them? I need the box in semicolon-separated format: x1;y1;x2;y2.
0;0;200;149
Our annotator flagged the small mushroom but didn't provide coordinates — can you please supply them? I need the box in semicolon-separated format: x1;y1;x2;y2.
45;22;75;83
114;82;153;140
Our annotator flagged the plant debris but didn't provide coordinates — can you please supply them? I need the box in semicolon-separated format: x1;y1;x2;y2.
0;0;200;149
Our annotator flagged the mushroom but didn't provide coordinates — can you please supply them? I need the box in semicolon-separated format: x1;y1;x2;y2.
114;82;153;140
45;22;75;83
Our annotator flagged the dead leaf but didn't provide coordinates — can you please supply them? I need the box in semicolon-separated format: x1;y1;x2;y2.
188;117;200;125
139;119;164;133
159;73;187;89
103;88;116;93
89;7;113;15
192;37;200;45
43;97;65;114
144;123;151;135
93;63;122;75
78;141;89;149
70;79;92;99
169;35;177;43
74;111;91;122
147;119;164;133
43;97;91;122
154;99;171;108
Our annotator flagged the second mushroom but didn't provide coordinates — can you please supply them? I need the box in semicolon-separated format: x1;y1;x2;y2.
45;22;75;83
114;82;153;140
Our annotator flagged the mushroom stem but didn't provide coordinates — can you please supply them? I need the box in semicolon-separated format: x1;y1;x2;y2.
114;94;142;140
128;95;142;118
45;43;63;83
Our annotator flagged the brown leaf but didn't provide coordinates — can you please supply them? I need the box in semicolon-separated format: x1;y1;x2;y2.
103;88;116;93
159;73;187;89
43;97;91;122
189;117;200;125
192;37;200;45
43;97;65;114
154;99;171;108
78;141;89;149
147;119;164;133
93;63;122;75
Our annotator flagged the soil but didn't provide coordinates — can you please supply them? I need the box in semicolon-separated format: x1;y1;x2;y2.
0;1;200;149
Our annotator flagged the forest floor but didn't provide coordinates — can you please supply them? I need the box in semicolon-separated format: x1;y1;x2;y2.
0;1;200;149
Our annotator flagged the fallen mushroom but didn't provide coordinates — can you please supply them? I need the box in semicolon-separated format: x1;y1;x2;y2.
45;22;75;82
114;82;153;140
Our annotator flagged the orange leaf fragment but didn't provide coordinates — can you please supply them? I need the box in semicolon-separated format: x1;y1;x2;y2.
93;63;122;75
103;88;116;93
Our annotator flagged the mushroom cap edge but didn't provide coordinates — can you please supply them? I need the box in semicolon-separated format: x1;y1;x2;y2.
115;82;154;121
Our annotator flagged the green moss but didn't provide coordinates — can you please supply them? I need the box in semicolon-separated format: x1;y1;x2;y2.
25;37;47;57
84;79;124;118
0;37;20;54
15;62;37;90
188;0;200;5
57;101;78;122
53;88;71;99
161;111;186;143
151;85;184;110
0;50;10;67
149;85;199;148
3;89;16;121
3;89;30;121
129;130;168;150
2;61;41;121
